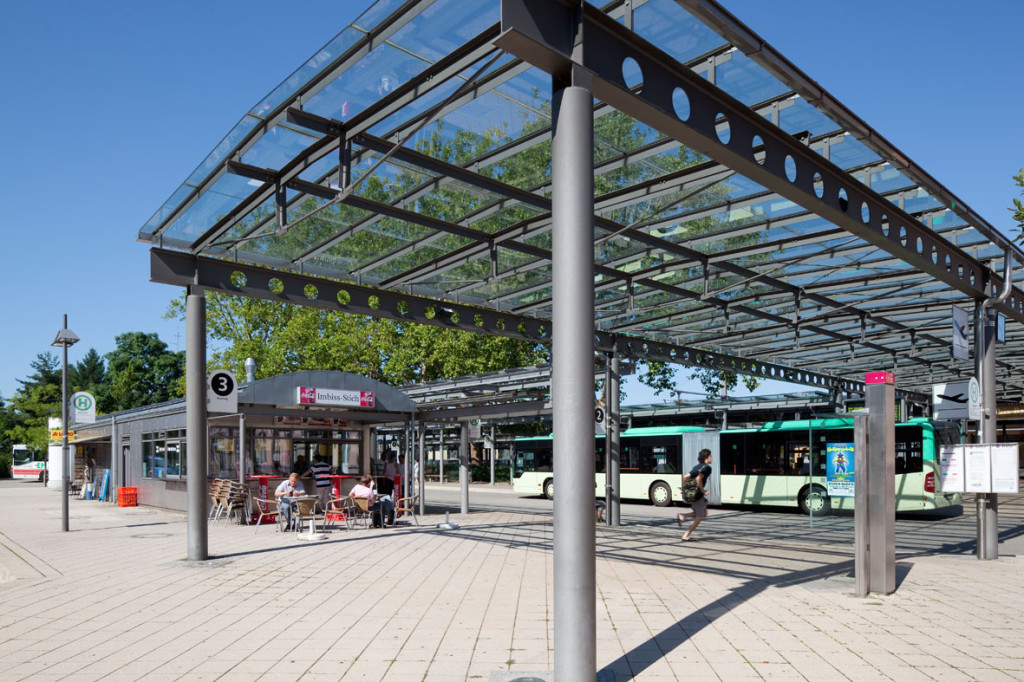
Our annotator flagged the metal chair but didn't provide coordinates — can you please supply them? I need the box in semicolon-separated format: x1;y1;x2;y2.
323;496;353;531
394;494;420;527
219;482;250;525
352;496;383;530
253;497;285;535
292;497;321;535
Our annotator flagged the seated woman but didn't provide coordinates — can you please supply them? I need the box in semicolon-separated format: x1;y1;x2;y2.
349;474;395;526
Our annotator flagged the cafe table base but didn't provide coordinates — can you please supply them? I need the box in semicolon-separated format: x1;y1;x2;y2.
296;509;326;541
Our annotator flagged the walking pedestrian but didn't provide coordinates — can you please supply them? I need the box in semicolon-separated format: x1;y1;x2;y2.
677;448;712;542
303;454;333;509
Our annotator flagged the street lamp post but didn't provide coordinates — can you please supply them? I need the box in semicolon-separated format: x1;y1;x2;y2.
52;314;79;532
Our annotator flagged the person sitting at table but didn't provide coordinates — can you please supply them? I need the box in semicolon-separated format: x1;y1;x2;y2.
349;474;395;527
274;473;305;530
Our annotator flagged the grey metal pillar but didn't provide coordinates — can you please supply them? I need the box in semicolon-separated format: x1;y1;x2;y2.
60;327;70;531
459;421;469;515
238;413;246;486
439;427;445;484
606;351;621;526
552;59;597;680
490;425;496;486
975;303;999;559
406;416;414;499
186;287;209;561
853;415;869;597
109;417;118;505
865;372;895;594
418;423;426;516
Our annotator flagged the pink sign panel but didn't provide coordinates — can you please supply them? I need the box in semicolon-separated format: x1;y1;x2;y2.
296;386;375;408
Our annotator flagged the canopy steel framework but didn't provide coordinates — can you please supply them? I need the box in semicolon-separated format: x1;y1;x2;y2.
143;0;1024;401
141;0;1022;676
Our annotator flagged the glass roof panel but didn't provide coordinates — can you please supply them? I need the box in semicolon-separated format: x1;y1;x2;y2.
777;98;841;138
714;53;790;107
241;125;320;171
138;0;1024;397
304;42;427;123
160;174;258;245
632;0;729;65
828;135;881;170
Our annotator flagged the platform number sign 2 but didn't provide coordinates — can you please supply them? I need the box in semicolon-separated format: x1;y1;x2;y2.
207;370;238;413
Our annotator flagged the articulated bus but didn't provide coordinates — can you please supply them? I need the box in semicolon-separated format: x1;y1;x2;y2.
512;418;962;514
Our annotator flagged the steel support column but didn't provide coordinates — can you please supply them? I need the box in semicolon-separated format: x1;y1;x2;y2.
606;351;621;527
238;413;246;486
418;423;426;516
490;425;496;486
865;373;895;594
109;417;118;505
852;414;869;597
551;52;597;680
460;421;469;515
186;288;209;561
976;303;999;559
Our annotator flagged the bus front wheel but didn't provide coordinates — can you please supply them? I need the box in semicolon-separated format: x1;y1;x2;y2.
649;481;672;507
798;485;830;515
543;478;554;500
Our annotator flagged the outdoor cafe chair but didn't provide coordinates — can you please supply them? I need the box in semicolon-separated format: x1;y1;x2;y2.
292;497;321;535
394;493;420;527
323;496;353;531
209;480;234;523
220;482;250;525
352;496;383;530
253;497;285;535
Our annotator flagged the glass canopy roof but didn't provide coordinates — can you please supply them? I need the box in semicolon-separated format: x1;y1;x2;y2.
140;0;1024;401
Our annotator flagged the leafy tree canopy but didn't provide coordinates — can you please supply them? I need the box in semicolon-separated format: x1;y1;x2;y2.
101;332;185;412
1013;169;1024;240
166;292;548;386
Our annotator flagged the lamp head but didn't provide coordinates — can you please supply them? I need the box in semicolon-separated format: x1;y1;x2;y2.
51;328;80;348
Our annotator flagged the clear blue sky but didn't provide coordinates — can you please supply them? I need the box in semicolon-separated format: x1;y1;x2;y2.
2;0;1021;405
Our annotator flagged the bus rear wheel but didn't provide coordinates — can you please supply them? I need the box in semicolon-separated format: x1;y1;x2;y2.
543;478;554;500
798;485;830;515
649;481;672;507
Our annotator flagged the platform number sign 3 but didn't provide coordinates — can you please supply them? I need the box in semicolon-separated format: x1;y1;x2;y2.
207;370;238;413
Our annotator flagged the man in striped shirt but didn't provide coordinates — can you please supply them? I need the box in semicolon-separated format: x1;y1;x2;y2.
304;455;333;509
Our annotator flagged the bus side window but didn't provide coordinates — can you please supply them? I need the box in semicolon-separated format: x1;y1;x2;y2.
720;433;742;475
895;426;923;473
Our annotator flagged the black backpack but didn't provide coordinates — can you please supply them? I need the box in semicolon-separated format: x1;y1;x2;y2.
681;465;705;503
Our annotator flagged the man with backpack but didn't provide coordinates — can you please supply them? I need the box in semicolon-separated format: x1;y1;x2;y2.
677;448;713;542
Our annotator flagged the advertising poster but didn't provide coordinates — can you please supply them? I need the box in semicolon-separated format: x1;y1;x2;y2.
826;442;855;497
938;445;965;493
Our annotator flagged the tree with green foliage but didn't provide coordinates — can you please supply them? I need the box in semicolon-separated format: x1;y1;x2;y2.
1012;170;1024;240
0;395;16;477
70;348;106;394
166;291;548;386
101;332;185;412
3;353;61;454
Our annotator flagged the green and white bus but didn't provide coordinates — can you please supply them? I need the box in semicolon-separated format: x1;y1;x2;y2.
721;417;962;514
512;418;962;514
512;425;710;507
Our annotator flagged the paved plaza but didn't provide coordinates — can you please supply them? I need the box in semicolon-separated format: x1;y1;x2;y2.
1;481;1022;681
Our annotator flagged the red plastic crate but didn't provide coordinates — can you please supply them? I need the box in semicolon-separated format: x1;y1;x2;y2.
118;487;138;507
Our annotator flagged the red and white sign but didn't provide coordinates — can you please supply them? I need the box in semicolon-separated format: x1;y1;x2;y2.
296;387;375;408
